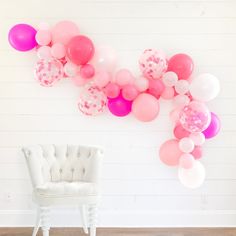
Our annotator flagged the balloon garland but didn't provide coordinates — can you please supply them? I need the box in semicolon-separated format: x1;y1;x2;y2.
8;21;221;188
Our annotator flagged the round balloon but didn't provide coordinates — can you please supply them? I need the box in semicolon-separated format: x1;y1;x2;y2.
104;83;120;98
179;101;211;133
147;78;165;99
178;161;205;188
67;35;95;65
167;53;194;80
159;139;182;166
203;112;221;139
8;24;37;51
139;49;168;79
34;59;63;86
78;83;107;116
132;93;159;122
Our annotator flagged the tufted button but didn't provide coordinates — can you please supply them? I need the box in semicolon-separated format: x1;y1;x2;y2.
83;168;86;174
71;168;75;172
77;151;80;158
59;169;62;173
87;151;91;158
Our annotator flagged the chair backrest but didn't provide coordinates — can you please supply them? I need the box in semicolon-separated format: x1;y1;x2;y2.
22;144;103;187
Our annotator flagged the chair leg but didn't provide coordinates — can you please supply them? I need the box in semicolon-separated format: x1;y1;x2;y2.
88;204;97;236
40;207;50;236
80;205;88;234
32;207;41;236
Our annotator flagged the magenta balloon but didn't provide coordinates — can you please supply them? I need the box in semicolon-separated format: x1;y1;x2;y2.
108;94;132;117
8;24;37;51
203;112;221;139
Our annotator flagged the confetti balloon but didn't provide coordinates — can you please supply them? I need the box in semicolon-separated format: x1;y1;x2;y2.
78;83;107;116
139;49;168;79
34;59;63;86
179;101;211;133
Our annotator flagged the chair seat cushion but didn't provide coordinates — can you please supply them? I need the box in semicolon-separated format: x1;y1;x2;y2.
36;181;98;197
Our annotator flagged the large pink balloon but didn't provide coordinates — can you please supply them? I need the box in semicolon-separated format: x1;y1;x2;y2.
51;21;79;45
132;93;159;122
67;35;95;65
159;139;183;166
168;54;194;80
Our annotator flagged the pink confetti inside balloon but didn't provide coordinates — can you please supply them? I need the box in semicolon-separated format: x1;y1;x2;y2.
78;83;107;116
139;49;168;79
34;58;63;87
179;101;211;133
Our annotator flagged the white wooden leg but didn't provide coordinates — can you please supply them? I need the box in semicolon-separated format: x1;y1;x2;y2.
80;205;88;234
40;207;50;236
32;207;41;236
88;204;97;236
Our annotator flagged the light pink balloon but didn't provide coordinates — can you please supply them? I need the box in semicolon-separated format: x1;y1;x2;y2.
132;93;159;122
51;21;79;45
71;75;88;87
35;30;51;46
161;86;175;100
159;139;183;166
179;137;195;153
104;83;120;98
63;62;78;77
80;64;95;79
169;108;181;123
179;153;194;169
93;70;111;88
122;84;139;101
37;46;51;59
51;43;66;59
134;77;149;92
115;69;135;87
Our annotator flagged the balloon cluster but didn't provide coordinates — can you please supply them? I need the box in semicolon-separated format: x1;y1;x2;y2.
8;21;221;188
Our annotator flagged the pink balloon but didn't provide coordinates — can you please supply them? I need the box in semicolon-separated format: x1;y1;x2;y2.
174;124;190;139
51;21;79;45
159;139;183;166
93;70;111;88
37;46;51;59
71;75;88;87
132;93;159;122
80;64;95;79
169;108;181;123
203;112;221;139
161;86;175;100
108;93;132;117
35;30;51;46
67;35;94;65
122;84;139;101
179;153;194;169
115;69;135;87
191;146;203;160
104;83;120;98
51;43;66;59
148;78;165;99
167;53;194;80
134;77;149;92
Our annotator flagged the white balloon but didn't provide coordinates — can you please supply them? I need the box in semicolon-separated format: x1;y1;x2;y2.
162;71;178;87
178;161;205;188
175;80;190;95
173;94;190;108
190;73;220;102
189;132;205;146
64;62;78;77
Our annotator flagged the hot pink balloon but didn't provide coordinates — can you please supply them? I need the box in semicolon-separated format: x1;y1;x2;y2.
122;84;139;101
203;112;221;139
67;35;95;65
148;78;165;99
80;64;95;79
51;21;79;45
174;124;190;139
168;53;194;80
159;139;183;166
104;83;120;98
132;93;159;122
108;93;132;117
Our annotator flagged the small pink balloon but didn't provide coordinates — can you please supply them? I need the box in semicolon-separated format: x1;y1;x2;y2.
191;146;203;160
71;75;88;87
161;86;175;100
51;43;65;59
67;35;95;65
37;46;51;59
159;139;183;166
51;21;79;45
174;124;190;139
115;69;135;87
93;70;111;88
80;64;95;79
132;93;159;122
179;153;194;169
104;83;120;98
108;93;132;117
122;84;139;101
35;30;51;46
134;77;149;92
169;108;181;123
148;78;165;99
167;53;194;80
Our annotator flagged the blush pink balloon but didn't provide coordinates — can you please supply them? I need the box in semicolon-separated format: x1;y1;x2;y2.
51;43;66;59
51;21;79;45
93;70;111;88
168;53;194;80
132;93;159;122
169;108;181;123
104;83;120;98
148;78;165;99
191;146;203;160
115;69;135;87
71;75;88;87
174;124;190;139
179;153;195;169
161;86;175;100
37;46;51;59
35;30;51;46
80;64;95;79
67;35;95;65
159;139;183;166
134;77;149;92
122;84;139;101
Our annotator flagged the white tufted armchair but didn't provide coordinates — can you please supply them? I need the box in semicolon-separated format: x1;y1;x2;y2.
22;144;104;236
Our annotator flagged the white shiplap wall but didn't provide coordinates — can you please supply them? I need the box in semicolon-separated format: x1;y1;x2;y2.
0;0;236;227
